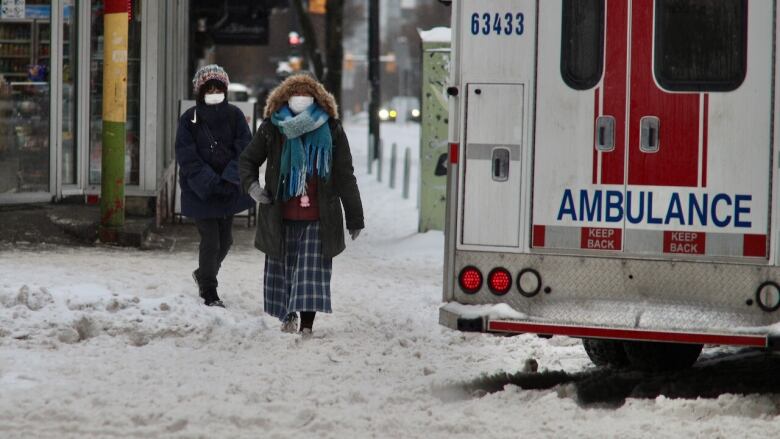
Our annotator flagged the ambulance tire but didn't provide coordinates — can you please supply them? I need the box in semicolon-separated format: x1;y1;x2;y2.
622;341;703;372
582;338;629;368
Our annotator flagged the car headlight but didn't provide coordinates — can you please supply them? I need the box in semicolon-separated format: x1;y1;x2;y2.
378;109;390;120
411;108;420;118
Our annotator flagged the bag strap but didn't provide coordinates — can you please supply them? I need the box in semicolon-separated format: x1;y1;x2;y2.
202;121;217;150
193;109;217;151
193;106;238;153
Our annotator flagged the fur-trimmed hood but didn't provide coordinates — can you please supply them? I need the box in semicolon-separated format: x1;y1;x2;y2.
263;74;339;119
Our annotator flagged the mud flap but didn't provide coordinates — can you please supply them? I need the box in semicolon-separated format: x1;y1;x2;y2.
439;306;485;332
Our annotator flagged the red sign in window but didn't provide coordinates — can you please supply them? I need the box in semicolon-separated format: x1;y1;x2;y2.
580;228;622;251
663;231;705;255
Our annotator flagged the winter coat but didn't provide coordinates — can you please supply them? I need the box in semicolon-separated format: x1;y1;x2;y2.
175;101;255;219
239;74;364;258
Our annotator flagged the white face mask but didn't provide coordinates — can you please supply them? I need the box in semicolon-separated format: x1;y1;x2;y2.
289;96;314;114
204;93;225;105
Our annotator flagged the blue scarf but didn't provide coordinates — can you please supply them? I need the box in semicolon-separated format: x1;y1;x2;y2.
271;104;332;201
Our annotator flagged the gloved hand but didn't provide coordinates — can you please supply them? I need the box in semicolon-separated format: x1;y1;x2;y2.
248;181;273;204
349;229;361;241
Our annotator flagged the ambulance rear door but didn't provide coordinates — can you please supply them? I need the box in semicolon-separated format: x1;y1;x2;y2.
531;0;774;262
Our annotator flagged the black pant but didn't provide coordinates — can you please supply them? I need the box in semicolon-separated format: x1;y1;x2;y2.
195;216;234;295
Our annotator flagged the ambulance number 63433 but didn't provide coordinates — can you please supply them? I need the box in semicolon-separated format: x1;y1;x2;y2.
470;12;525;36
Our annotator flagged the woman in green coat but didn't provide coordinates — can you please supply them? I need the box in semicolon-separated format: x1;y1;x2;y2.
239;74;364;336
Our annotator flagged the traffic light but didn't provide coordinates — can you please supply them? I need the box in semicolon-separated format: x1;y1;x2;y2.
288;31;303;47
287;31;304;72
309;0;327;14
288;56;303;72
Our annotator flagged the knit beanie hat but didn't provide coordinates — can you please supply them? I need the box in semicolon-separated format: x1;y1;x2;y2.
192;64;230;94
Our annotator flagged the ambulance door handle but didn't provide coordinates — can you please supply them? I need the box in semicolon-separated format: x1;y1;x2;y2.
492;148;510;182
595;116;615;152
640;116;660;153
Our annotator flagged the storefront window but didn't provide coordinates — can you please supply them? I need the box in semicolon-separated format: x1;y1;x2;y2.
89;0;141;186
0;0;52;194
62;0;76;184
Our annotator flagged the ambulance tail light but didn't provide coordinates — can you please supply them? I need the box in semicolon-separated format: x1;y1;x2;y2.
449;143;459;164
458;266;483;294
487;268;512;295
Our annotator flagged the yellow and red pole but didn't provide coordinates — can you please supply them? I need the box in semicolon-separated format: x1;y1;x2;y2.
99;0;130;242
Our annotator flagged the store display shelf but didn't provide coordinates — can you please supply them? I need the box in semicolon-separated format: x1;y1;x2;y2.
0;114;49;121
90;57;141;62
0;72;27;76
0;39;31;43
0;55;31;59
18;149;48;155
0;122;50;129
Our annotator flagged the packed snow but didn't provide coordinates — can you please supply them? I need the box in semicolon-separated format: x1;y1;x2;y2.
419;27;452;44
1;122;779;438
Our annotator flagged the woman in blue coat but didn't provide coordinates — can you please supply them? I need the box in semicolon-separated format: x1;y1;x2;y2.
175;65;254;307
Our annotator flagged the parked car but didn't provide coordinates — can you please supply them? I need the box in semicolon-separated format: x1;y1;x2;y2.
227;83;256;104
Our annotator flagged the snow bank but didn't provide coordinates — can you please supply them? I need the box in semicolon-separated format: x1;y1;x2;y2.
419;27;452;43
442;302;527;320
0;276;261;347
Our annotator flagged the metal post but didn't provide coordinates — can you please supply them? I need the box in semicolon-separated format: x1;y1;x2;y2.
377;139;383;182
403;147;411;199
368;0;380;169
99;0;129;243
389;142;397;189
368;133;374;174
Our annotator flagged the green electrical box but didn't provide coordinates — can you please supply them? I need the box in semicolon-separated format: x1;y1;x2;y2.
418;28;451;233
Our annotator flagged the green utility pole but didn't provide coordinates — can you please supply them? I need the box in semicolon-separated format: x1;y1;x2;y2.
418;28;451;232
99;0;129;242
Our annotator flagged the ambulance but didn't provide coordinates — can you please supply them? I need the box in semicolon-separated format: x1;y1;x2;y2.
440;0;780;370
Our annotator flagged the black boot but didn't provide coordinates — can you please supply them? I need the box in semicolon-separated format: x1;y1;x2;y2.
300;312;316;336
202;288;225;308
194;270;225;308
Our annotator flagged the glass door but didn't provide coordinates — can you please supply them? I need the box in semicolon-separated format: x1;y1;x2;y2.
61;0;76;185
0;0;52;198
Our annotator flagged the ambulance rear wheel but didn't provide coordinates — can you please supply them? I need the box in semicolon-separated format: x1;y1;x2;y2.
582;338;629;368
622;341;703;372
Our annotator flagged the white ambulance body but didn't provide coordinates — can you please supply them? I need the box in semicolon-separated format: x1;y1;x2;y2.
441;0;780;367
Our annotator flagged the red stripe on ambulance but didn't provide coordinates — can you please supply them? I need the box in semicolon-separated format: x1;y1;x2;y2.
532;225;546;248
592;87;600;184
628;0;700;187
743;234;767;258
487;321;768;348
702;94;709;187
599;0;629;185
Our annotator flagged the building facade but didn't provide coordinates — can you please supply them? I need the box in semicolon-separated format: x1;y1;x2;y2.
0;0;190;205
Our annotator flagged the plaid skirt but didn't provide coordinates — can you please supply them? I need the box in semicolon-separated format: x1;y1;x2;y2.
263;221;333;321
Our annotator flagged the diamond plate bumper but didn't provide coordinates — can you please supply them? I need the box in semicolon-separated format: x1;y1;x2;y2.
444;250;780;346
440;306;780;349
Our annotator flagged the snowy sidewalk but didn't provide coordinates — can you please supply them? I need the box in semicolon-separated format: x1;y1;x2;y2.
1;123;779;438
